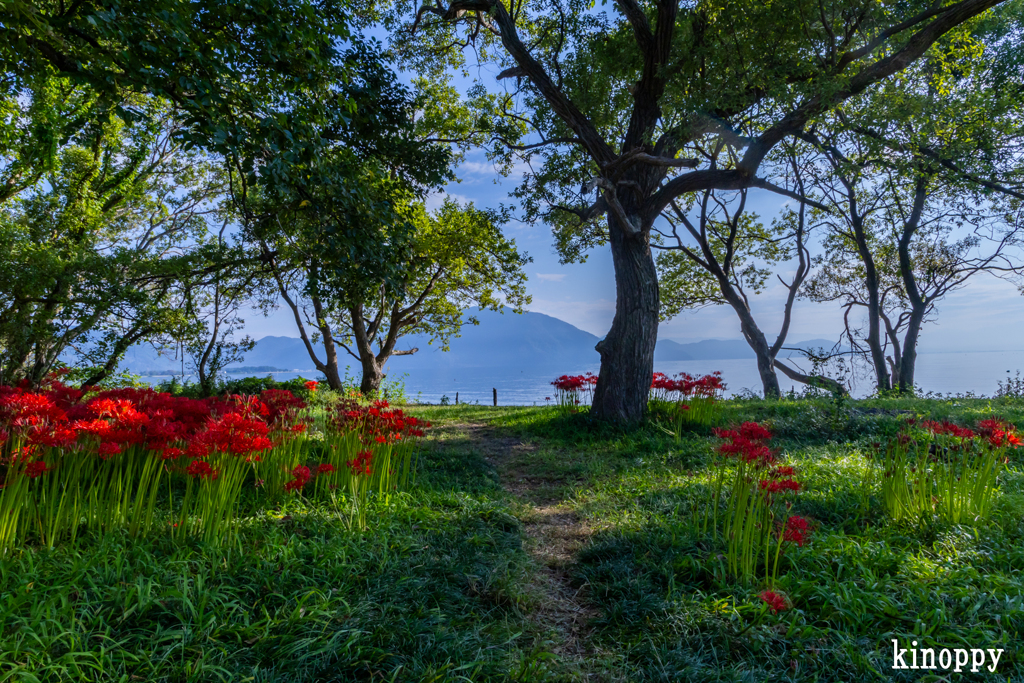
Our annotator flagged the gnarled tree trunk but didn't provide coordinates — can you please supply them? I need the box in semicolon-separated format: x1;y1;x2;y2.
591;215;659;422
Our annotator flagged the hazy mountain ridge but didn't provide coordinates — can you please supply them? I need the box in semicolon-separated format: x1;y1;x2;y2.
113;309;839;375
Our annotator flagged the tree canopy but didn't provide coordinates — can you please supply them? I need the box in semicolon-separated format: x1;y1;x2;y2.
379;0;1017;419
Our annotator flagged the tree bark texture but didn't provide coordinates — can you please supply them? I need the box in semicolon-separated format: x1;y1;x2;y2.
591;214;660;422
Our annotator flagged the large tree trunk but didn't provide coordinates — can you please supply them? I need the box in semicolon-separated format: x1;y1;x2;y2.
322;358;343;391
749;330;782;399
358;356;384;395
591;216;659;423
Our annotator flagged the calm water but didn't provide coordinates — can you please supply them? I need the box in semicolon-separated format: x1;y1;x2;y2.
143;350;1024;404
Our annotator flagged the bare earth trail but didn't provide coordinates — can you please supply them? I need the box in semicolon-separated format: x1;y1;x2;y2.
452;422;602;677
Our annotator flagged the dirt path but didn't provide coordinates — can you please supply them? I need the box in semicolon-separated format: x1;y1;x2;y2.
456;423;599;670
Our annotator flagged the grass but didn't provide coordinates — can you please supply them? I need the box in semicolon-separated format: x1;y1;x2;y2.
3;397;1024;681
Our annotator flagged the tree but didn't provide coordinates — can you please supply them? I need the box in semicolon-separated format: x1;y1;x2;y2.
263;199;530;394
2;0;353;158
802;148;1024;394
386;0;1013;420
0;103;229;385
798;22;1024;394
168;241;262;397
3;2;433;294
654;143;847;397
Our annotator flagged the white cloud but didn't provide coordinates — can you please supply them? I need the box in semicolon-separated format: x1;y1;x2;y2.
424;190;471;212
459;161;495;175
535;273;567;282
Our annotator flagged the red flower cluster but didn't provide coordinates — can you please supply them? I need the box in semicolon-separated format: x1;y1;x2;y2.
334;399;429;444
650;371;725;399
347;449;373;476
760;478;801;494
186;459;218;480
25;460;51;478
977;418;1022;448
304;380;318;394
258;390;307;430
759;590;789;613
713;422;776;466
284;465;312;492
550;373;598;407
920;420;975;439
551;373;597;392
781;515;811;546
0;379;307;481
179;410;274;462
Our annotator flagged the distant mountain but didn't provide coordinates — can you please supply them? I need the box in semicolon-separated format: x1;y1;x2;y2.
112;309;839;375
389;310;602;370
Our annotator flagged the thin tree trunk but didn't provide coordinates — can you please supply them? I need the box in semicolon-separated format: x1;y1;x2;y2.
849;218;891;393
895;175;930;395
309;287;344;392
720;285;781;398
262;244;344;390
196;287;222;396
897;304;926;393
80;326;152;389
591;215;659;422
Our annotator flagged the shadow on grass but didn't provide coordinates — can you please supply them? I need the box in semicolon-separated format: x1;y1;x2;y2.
0;420;551;683
574;512;1024;682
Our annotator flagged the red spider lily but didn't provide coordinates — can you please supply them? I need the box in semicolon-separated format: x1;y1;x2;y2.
0;391;68;424
347;449;373;476
24;461;51;478
759;478;801;494
25;424;77;448
284;465;312;492
977;418;1022;448
97;442;122;459
781;516;811;546
549;373;597;409
921;420;975;439
160;447;184;461
650;371;725;398
197;412;273;458
259;389;307;429
333;402;431;445
714;422;777;467
186;459;218;480
0;378;428;547
759;590;789;613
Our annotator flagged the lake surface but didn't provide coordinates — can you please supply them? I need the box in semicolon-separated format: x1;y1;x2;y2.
142;350;1024;404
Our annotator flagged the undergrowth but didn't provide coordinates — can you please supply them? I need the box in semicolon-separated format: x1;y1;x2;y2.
3;397;1023;681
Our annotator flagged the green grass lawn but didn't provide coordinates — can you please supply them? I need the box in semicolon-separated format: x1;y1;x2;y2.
3;397;1023;681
